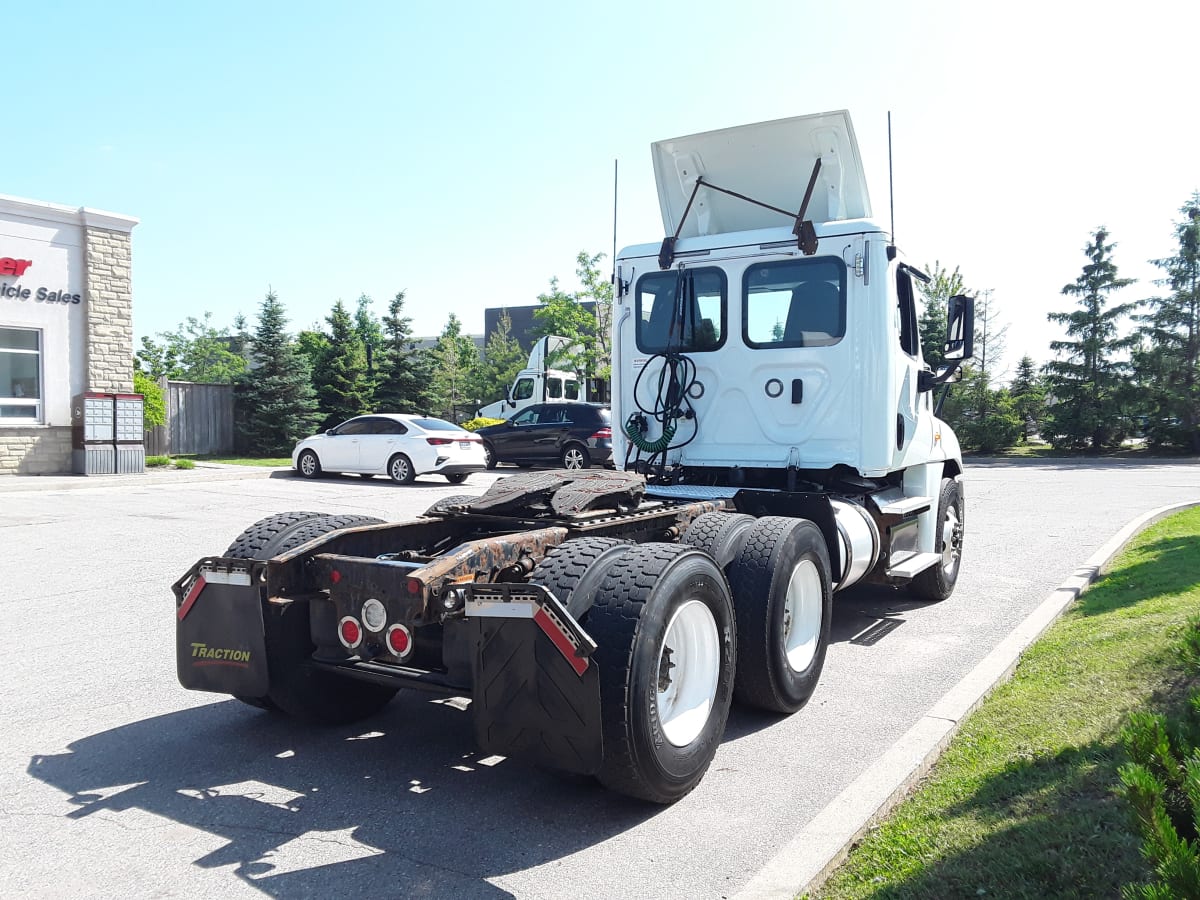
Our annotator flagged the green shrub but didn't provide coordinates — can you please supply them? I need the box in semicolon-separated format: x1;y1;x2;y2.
173;458;195;470
146;455;170;467
1119;618;1200;897
459;416;505;432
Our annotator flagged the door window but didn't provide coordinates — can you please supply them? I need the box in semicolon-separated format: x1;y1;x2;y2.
511;407;539;426
513;378;535;401
333;418;372;436
547;377;563;399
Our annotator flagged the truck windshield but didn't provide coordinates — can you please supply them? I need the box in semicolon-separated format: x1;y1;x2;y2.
636;268;726;354
743;257;846;348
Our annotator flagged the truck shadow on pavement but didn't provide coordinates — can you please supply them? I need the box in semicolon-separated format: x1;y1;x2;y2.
28;691;660;898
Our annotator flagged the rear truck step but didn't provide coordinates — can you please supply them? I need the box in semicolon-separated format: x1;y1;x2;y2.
874;495;933;516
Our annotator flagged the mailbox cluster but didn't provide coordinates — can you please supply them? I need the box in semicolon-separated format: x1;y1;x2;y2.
72;393;146;475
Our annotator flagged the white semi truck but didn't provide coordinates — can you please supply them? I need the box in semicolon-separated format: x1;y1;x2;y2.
476;335;581;419
172;110;972;804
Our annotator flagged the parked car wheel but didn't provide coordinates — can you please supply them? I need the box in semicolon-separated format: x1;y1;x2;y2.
484;441;497;470
388;453;415;485
445;473;469;484
561;443;590;470
297;449;322;479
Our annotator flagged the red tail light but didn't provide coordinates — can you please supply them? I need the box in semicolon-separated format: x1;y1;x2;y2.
590;428;612;440
338;616;363;650
426;437;453;445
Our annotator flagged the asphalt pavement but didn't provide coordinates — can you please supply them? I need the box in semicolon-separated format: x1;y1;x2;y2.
1;458;1198;899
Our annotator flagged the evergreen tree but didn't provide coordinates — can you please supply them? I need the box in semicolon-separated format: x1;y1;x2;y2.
314;300;373;429
233;290;321;455
475;310;528;405
1009;354;1047;442
376;290;430;412
1043;228;1137;450
917;262;966;370
428;313;479;422
294;329;331;376
354;293;386;388
1134;195;1200;452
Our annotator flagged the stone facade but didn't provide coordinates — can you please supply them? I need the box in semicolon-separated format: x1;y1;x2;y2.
84;226;134;393
0;426;72;474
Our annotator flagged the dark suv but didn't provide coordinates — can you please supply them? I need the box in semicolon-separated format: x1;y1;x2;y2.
477;403;613;470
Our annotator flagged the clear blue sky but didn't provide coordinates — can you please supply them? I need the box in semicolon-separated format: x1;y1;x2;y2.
5;1;1197;374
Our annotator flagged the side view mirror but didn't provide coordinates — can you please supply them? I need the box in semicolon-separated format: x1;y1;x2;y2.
944;294;975;362
326;429;336;436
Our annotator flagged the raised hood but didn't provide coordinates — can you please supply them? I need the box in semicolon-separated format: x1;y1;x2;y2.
652;110;872;239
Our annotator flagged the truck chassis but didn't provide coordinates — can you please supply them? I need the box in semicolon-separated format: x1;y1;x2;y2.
174;468;962;803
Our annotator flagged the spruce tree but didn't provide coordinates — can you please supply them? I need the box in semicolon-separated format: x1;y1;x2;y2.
1134;195;1200;452
233;290;322;455
475;310;528;407
1009;355;1047;442
429;313;480;422
354;293;385;389
917;262;966;370
315;300;373;429
376;290;431;412
1043;228;1137;450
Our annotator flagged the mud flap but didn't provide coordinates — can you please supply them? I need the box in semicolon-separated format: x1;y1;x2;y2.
174;559;269;697
466;583;603;776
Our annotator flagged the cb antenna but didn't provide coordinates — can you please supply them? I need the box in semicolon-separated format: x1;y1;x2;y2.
611;159;619;289
887;111;896;247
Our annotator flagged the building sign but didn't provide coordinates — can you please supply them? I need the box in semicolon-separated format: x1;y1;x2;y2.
0;256;80;305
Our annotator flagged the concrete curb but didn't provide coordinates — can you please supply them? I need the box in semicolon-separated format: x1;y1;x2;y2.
736;499;1200;900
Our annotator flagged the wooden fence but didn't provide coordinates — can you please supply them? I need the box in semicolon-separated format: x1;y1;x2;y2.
145;380;234;456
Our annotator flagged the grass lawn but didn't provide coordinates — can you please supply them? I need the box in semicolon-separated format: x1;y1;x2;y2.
176;455;292;467
812;506;1200;900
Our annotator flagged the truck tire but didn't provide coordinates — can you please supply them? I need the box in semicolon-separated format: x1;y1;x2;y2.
681;511;757;569
224;511;328;558
909;478;964;602
728;517;832;714
423;494;479;517
229;513;398;724
529;537;634;618
585;543;736;804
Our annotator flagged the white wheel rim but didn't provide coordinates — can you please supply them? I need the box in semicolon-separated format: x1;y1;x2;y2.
564;448;583;469
942;505;961;572
657;599;720;747
783;559;822;672
392;458;408;480
301;454;316;475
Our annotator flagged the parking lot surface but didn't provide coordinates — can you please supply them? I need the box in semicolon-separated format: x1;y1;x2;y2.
2;459;1198;898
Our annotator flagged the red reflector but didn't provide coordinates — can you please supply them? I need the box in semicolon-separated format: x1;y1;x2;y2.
387;624;412;656
407;578;421;595
590;428;612;440
426;437;453;445
330;569;342;584
339;617;362;649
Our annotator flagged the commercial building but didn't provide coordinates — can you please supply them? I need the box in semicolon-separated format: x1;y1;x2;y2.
0;194;138;474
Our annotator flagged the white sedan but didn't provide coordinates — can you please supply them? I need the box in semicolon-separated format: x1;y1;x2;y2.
292;414;487;485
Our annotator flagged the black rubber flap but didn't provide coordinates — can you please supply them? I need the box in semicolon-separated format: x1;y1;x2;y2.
471;613;603;775
176;577;269;696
